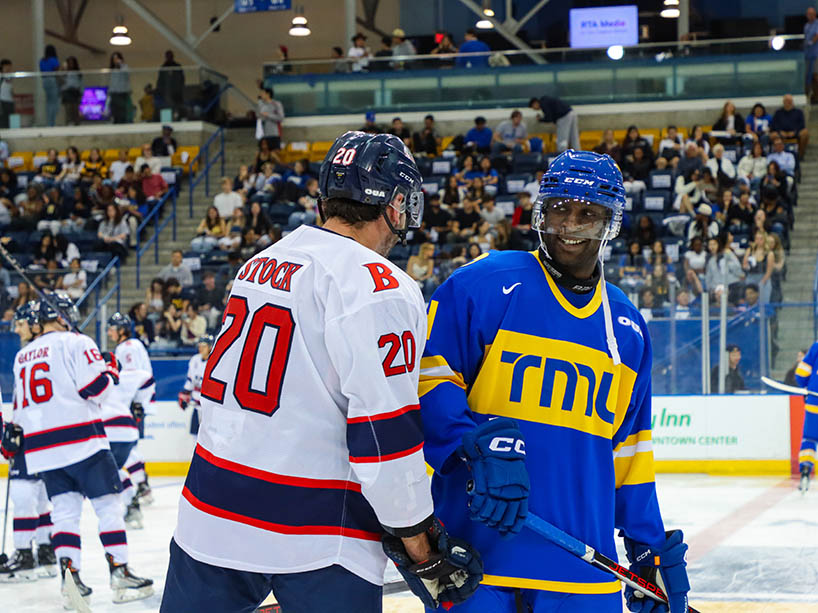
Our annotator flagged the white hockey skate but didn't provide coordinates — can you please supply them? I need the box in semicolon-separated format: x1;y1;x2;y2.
134;481;154;506
106;553;154;603
124;499;144;530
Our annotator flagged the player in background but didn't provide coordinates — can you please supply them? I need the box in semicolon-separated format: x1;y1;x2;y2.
795;341;818;491
161;132;482;613
98;349;154;529
0;302;56;581
107;313;155;505
6;294;153;608
418;151;691;612
177;334;214;437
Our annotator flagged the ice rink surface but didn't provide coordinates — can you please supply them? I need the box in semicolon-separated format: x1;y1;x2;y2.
2;474;817;612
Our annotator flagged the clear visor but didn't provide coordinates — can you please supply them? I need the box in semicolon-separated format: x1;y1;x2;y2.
390;184;425;229
533;196;612;241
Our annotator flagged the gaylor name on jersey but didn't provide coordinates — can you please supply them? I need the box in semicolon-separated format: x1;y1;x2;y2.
419;250;665;595
173;224;433;585
12;331;114;473
100;368;154;443
183;354;207;407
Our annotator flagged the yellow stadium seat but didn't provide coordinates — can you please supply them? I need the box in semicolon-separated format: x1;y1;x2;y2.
80;150;91;162
309;141;333;163
32;150;48;170
642;128;661;148
6;151;32;171
104;148;122;164
580;130;603;151
440;135;454;153
613;129;628;143
172;146;200;174
127;147;142;160
284;141;310;165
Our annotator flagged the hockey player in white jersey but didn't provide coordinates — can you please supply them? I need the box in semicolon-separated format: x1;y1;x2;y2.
0;302;56;581
107;312;155;505
5;293;153;609
161;132;482;613
177;334;213;436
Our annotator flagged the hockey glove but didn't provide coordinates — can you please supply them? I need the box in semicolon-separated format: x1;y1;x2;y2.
130;402;145;423
623;530;690;613
100;351;120;385
460;418;529;537
383;517;483;610
178;391;191;410
1;422;23;460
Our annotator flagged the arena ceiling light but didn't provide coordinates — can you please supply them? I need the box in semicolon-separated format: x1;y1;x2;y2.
607;45;624;60
482;0;495;17
289;7;311;37
771;36;785;51
109;24;132;46
476;18;494;29
660;8;680;18
663;0;680;5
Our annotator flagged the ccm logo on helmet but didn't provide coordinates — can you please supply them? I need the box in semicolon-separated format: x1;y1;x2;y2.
563;177;595;186
364;188;386;197
488;436;525;455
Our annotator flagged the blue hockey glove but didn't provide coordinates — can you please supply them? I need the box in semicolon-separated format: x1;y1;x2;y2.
623;530;690;613
1;422;23;460
460;418;529;537
383;517;483;609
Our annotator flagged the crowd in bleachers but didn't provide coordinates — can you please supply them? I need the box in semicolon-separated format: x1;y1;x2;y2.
0;128;197;321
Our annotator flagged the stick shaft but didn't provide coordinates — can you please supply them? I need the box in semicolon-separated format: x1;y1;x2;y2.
761;376;818;399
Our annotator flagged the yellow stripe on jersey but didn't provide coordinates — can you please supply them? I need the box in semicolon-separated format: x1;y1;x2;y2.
418;354;467;397
467;330;637;440
613;429;652;455
462;252;490;267
800;449;816;463
529;251;602;319
426;300;439;340
482;574;622;594
796;361;813;378
807;404;818;415
614;431;656;488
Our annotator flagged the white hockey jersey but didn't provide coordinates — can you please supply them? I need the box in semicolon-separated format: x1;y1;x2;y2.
173;224;434;585
100;369;154;443
182;354;207;408
12;331;114;473
114;338;156;413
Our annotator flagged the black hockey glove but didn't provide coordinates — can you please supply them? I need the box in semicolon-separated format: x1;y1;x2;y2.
383;517;483;609
130;402;145;423
1;422;23;460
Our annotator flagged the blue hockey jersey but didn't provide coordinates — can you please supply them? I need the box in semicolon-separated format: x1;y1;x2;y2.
795;341;818;467
419;250;665;594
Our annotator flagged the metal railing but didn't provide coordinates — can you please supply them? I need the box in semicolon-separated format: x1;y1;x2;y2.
188;127;226;218
76;256;121;347
135;188;178;288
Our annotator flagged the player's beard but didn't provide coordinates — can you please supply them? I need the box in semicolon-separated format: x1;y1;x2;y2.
377;231;400;259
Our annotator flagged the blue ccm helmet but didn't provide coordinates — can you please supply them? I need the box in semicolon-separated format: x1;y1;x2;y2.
37;291;79;327
108;312;133;336
532;150;626;248
318;131;424;243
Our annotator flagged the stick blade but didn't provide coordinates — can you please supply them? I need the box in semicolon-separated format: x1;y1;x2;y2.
63;568;93;613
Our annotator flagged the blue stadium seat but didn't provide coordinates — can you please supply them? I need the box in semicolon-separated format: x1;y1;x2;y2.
504;173;531;195
415;157;432;177
422;175;448;195
309;162;322;177
496;196;516;217
431;157;453;176
643;190;670;212
649;170;673;191
723;146;739;163
511;152;543;174
268;202;297;226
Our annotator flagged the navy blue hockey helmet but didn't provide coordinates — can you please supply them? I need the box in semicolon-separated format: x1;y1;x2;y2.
37;291;79;326
318;131;424;240
533;150;626;245
197;334;214;347
13;301;39;328
107;312;132;336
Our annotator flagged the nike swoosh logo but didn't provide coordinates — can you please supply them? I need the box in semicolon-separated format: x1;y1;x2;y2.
502;283;521;295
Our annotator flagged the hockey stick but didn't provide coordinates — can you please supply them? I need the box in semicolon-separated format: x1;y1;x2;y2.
760;376;818;399
0;241;79;333
525;513;701;613
0;471;9;565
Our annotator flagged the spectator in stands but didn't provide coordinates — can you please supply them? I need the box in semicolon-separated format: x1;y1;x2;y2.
116;165;138;196
250;162;281;204
106;149;129;185
786;349;809;385
623;145;650;195
726;191;755;234
0;59;14;129
108;51;131;124
456;29;490;68
331;46;349;73
348;33;370;72
257;87;285;150
618;241;648;291
737;141;767;187
0;196;12;226
391;28;416;69
234;165;254;194
712;100;745;146
180;302;207;345
463;177;487;209
96;202;129;260
686;124;710;158
243;200;275;252
152;124;177;156
439;175;460;208
711;344;745;393
32;233;57;268
220;207;246;251
407;242;437;301
704;233;743;305
673;288;698;319
658;125;684;167
39;45;60;127
10;281;35;311
687;204;720;242
253;139;278;174
371;36;393;72
61;56;82;126
477;157;499;195
767;137;796;176
510;192;536;250
15;184;45;231
450;196;482;243
523;169;544;201
699;167;719;204
213;176;244;219
592;129;622;164
430;32;457;68
706;143;736;190
648;240;672;274
58;257;86;300
159;249;193;287
156;51;185;120
145;278;165;318
646;262;676;307
129;302;155;345
35;148;62;186
191;205;227;252
359;110;382;134
742;230;774;304
463;116;493;155
633;215;656;247
761;161;790;204
471;219;496;252
37;187;65;235
770;94;808;158
158;302;183;347
759;187;789;244
622;125;654;162
412;114;440;156
140;164;169;204
195;271;223;330
745;103;772;147
638;288;656;321
684;236;707;282
387;117;411;148
80;148;108;183
135;143;161;176
423;193;452;243
139;83;156;122
528;96;579;152
492;109;527;154
293;177;320;220
454;155;478;187
480;196;507;246
674;166;704;215
0;167;17;200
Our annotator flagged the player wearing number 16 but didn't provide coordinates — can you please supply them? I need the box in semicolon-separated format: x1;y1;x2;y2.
162;131;482;613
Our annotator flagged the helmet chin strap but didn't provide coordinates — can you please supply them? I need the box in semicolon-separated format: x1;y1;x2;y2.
382;203;408;246
597;239;621;366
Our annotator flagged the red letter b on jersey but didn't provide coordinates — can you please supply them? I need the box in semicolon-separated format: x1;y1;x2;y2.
363;263;399;292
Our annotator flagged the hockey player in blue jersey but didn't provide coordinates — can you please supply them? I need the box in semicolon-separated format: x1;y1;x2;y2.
795;342;818;491
418;150;691;612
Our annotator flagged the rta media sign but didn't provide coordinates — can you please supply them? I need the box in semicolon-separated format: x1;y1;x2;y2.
234;0;291;13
